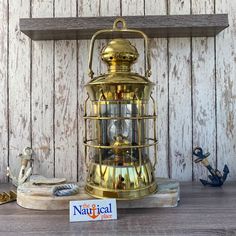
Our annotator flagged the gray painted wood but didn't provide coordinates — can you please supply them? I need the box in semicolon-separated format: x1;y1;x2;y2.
19;14;229;40
1;182;236;235
0;0;236;184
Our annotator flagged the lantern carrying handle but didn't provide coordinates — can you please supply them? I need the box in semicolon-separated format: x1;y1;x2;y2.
88;17;151;79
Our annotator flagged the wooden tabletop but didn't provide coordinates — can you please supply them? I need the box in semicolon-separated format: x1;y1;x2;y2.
0;182;236;236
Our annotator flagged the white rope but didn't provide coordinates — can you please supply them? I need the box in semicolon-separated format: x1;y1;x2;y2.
52;184;79;197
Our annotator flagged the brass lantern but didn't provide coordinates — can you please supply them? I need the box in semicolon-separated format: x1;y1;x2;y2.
83;18;158;199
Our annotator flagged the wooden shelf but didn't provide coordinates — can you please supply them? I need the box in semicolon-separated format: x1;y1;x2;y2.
20;14;229;40
1;182;236;235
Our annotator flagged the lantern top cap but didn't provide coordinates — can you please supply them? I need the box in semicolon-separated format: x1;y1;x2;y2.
101;38;139;65
88;17;151;78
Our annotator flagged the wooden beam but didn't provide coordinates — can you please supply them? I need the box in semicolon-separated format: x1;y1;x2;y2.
20;14;229;40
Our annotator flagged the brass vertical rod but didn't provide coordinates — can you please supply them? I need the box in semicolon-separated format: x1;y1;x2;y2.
84;95;90;169
150;93;157;170
137;99;142;177
97;91;107;181
97;101;103;180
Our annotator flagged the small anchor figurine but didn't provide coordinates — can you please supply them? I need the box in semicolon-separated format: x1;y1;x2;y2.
6;147;34;187
193;147;229;187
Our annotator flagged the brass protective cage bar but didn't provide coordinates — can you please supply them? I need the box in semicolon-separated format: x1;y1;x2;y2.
84;115;157;120
84;94;158;171
83;94;158;173
88;18;151;79
96;101;149;105
83;138;158;149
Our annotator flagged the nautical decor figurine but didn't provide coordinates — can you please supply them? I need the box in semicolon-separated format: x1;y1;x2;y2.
0;147;33;205
3;146;80;209
83;18;158;199
7;147;34;187
193;147;229;187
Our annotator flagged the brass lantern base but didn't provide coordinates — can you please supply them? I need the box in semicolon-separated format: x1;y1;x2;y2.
85;161;157;200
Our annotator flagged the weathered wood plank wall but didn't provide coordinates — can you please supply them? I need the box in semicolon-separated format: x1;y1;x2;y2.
145;0;169;178
77;0;101;184
0;0;235;183
8;0;31;178
216;0;236;179
31;0;54;179
0;0;8;182
168;0;192;180
192;0;216;181
54;0;77;181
